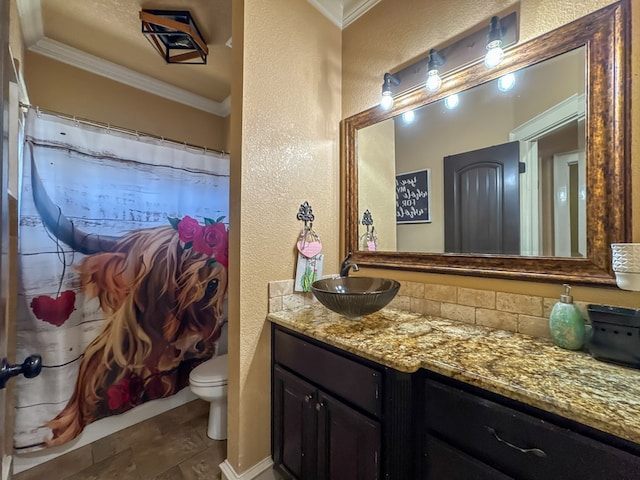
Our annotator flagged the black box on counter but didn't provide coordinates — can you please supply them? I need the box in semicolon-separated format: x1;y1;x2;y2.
587;304;640;369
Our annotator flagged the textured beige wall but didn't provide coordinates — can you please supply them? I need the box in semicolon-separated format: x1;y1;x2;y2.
23;52;228;151
358;120;396;251
227;0;341;473
342;0;640;306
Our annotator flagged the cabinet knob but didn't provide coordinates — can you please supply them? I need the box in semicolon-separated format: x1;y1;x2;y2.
315;402;325;411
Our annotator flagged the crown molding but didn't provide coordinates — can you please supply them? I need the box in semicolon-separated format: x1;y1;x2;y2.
16;0;44;47
343;0;381;28
307;0;343;28
307;0;380;29
29;37;230;117
17;0;376;114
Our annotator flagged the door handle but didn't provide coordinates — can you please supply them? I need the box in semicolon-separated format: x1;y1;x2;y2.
0;355;42;389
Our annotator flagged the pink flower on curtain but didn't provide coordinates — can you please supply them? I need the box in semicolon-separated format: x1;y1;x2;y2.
169;215;229;268
177;216;201;243
194;223;228;263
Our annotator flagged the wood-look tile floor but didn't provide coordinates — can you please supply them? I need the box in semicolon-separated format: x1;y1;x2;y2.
13;399;226;480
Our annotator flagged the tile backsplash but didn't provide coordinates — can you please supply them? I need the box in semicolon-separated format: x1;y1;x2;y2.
267;279;592;341
268;279;317;313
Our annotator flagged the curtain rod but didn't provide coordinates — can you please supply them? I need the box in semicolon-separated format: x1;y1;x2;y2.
20;103;228;156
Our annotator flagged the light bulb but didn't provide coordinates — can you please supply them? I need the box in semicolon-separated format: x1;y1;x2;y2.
380;91;394;110
444;94;459;110
425;70;442;92
484;41;504;68
497;73;516;92
402;110;415;124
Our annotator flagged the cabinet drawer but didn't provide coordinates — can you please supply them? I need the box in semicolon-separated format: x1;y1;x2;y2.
424;434;513;480
424;378;640;480
274;328;381;417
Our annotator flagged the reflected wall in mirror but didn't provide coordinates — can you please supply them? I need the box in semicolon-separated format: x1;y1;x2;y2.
358;47;586;258
345;0;630;285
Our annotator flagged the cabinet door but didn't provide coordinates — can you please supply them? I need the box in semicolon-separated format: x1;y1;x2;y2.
317;391;381;480
273;366;318;480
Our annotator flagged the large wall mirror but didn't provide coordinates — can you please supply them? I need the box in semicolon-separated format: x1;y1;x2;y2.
344;0;630;286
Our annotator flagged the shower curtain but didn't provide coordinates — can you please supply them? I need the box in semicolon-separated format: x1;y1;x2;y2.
14;110;230;452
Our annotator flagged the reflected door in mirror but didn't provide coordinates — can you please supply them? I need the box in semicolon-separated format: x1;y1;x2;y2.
444;141;520;254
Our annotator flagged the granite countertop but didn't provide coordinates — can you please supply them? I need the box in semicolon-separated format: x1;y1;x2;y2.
267;305;640;445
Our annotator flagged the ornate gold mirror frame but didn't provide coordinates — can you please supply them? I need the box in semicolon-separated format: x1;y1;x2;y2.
344;1;630;286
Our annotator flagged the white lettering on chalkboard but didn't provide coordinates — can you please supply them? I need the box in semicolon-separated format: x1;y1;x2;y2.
395;169;431;223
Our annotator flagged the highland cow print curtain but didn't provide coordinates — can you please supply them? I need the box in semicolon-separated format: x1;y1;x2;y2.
14;109;230;451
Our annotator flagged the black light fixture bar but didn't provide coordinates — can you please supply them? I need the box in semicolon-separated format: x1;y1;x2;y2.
387;11;518;97
140;10;209;64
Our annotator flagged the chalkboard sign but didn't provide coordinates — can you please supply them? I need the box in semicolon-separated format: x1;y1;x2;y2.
396;169;431;223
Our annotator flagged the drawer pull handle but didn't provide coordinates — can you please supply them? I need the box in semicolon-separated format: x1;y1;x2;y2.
304;394;313;403
485;426;547;458
315;402;325;411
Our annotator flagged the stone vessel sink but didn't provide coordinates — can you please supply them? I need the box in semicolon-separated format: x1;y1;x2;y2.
310;277;400;319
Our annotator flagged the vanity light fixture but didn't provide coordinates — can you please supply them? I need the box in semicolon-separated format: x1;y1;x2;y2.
497;72;516;91
378;11;517;100
484;16;505;68
380;73;400;110
140;10;208;64
444;94;460;110
425;49;445;92
401;110;416;124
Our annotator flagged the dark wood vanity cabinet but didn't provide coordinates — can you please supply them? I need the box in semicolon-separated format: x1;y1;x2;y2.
421;373;640;480
272;325;640;479
271;325;415;480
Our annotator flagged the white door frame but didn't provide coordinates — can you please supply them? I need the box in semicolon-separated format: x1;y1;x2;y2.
553;151;586;257
510;93;585;256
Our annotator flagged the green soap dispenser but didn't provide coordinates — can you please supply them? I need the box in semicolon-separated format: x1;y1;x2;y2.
549;284;586;350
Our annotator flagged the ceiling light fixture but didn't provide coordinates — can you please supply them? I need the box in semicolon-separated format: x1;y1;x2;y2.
425;49;445;92
140;10;208;64
485;16;505;68
380;73;400;110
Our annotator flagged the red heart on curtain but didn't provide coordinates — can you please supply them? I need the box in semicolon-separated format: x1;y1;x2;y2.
30;290;76;327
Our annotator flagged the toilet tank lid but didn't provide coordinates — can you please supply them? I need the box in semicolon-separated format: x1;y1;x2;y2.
190;354;228;383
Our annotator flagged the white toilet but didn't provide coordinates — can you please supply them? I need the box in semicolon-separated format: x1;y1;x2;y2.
190;354;228;440
189;325;228;440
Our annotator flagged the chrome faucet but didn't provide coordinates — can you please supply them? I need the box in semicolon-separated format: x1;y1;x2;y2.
339;252;359;277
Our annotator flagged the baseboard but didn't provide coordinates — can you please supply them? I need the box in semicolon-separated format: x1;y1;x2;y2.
219;456;274;480
12;388;196;474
